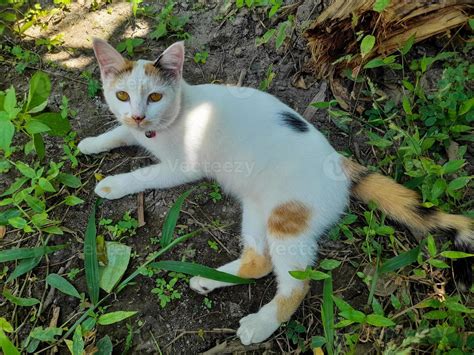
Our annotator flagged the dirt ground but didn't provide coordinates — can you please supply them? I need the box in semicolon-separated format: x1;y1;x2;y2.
0;0;441;353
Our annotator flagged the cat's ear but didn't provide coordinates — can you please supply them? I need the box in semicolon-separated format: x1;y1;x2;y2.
92;38;126;79
153;41;185;80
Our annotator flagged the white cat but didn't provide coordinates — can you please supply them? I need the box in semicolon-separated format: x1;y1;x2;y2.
78;39;473;345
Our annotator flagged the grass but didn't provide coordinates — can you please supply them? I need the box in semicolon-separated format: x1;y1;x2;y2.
0;0;472;354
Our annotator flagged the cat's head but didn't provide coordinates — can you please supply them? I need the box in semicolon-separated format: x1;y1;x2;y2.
92;38;184;131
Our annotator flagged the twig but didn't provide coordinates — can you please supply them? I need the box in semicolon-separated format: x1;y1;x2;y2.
137;192;146;227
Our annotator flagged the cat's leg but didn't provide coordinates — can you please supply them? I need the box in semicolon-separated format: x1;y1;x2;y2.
190;200;272;294
95;161;202;200
78;125;136;155
237;201;316;345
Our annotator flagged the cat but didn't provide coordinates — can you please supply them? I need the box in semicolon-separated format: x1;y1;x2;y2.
78;38;473;345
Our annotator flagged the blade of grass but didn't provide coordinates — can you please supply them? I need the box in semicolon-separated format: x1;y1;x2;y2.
160;189;193;248
322;273;334;355
0;245;65;263
6;257;41;282
379;246;420;274
84;200;100;305
149;261;254;284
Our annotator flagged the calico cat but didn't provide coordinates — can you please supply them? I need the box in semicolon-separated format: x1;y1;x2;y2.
78;39;473;345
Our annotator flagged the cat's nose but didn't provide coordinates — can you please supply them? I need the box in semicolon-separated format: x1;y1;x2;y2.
132;115;145;123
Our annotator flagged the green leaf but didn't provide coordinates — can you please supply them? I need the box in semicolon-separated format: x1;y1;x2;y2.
256;29;276;46
427;235;437;257
99;242;131;293
57;173;81;188
0;245;65;262
72;325;84;355
447;177;470;192
366;314;395;327
275;21;288;49
320;259;342;271
1;177;29;197
25;120;51;134
150;260;254;284
379;246;420;274
25;195;45;213
364;57;386;69
85;200;100;305
373;0;390;13
459;97;474;115
2;289;40;306
33;134;45;159
311;336;327;348
339;309;366;323
30;326;62;341
64;195;84;206
96;335;113;355
38;178;56;192
402;95;412;115
440;251;474;259
15;162;36;178
443;160;465;174
431;179;446;199
34;112;70;137
7;257;41;283
97;311;138;326
42;225;63;235
0;327;20;355
8;216;27;229
3;87;16;113
400;34;415;55
161;189;193;248
424;310;447;320
321;275;334;355
46;274;81;299
0;117;14;152
429;259;450;269
360;35;375;57
27;72;51;113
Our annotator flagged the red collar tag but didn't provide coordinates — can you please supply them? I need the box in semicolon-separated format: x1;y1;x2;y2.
145;130;156;138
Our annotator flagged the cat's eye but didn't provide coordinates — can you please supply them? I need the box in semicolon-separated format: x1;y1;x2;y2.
148;93;163;102
116;91;129;102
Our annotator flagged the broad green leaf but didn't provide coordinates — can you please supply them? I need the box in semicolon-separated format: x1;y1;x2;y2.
0;327;20;355
366;314;395;327
379;246;420;274
440;251;474;259
402;95;412;114
427;235;437;257
42;225;63;235
25;120;51;134
443;160;465;174
424;310;447;320
360;35;375;57
333;295;354;312
2;289;40;306
311;336;327;348
150;260;253;284
8;216;27;229
58;173;81;188
1;177;29;197
38;178;56;192
429;259;450;269
161;189;193;247
364;57;386;69
0;244;65;263
46;274;81;299
85;200;100;305
400;34;415;55
3;87;16;113
33;133;45;159
320;259;342;271
0;117;14;152
373;0;390;13
26;72;51;113
431;179;446;199
97;311;138;325
30;326;62;341
339;309;366;323
99;242;131;293
15;162;36;178
447;177;470;192
459;97;474;115
96;335;113;355
24;195;45;213
275;21;288;49
64;195;84;206
34;112;70;136
7;257;41;283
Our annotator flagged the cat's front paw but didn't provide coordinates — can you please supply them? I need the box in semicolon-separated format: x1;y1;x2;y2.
78;137;103;155
95;175;130;200
237;312;280;345
189;276;228;295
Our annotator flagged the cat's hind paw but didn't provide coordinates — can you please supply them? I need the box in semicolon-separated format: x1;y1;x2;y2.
237;312;280;345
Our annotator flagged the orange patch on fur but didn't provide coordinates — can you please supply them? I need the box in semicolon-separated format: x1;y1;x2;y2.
237;248;272;279
267;201;311;238
341;157;367;182
276;282;310;322
114;60;134;78
144;63;160;76
101;187;111;193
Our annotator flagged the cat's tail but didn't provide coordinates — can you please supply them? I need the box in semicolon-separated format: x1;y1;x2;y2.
342;157;473;290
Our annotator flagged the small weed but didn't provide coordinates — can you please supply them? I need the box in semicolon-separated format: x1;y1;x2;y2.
116;38;144;57
149;1;190;41
203;297;213;309
99;211;138;241
67;268;81;281
81;70;101;97
286;320;306;349
35;34;64;51
235;0;282;18
193;50;209;64
207;240;219;252
259;64;275;91
151;272;186;308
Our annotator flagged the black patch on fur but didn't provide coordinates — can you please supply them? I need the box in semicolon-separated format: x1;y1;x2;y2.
415;204;438;218
280;111;309;133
